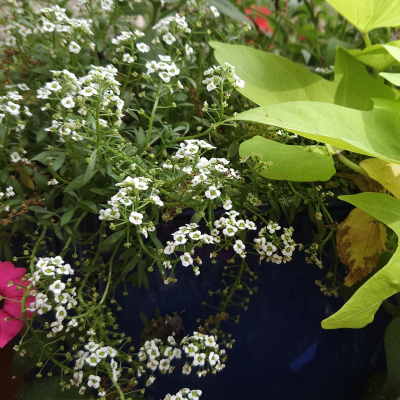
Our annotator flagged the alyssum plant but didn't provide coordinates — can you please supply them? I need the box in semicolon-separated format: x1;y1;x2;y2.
0;0;330;399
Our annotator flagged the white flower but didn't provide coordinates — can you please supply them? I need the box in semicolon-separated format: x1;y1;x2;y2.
129;211;143;225
185;343;198;356
10;152;21;163
5;36;16;46
48;178;59;186
164;241;175;255
87;375;101;389
205;186;221;200
146;347;160;360
267;222;281;233
173;233;187;245
101;0;114;11
6;101;20;115
185;44;194;55
193;353;206;366
80;86;97;97
183;364;192;375
210;5;220;17
61;96;75;109
123;53;134;63
162;33;176;45
234;76;245;88
189;230;203;241
69;41;81;54
85;341;100;352
106;346;118;358
222;225;237;237
159;358;171;373
46;81;62;91
147;359;159;371
86;354;101;366
263;242;277;256
180;252;193;267
49;280;66;294
209;351;220;366
159;71;171;83
55;305;67;321
96;347;109;358
51;320;63;332
188;390;202;399
136;43;150;53
98;390;106;397
223;200;232;210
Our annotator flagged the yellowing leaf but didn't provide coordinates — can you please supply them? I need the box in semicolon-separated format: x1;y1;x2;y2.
337;207;387;287
360;158;400;199
19;169;35;190
336;172;383;193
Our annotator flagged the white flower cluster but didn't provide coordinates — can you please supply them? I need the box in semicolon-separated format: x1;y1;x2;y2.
137;331;226;385
99;176;162;236
28;256;78;333
202;63;245;92
111;29;145;46
0;88;31;131
163;388;202;400
146;55;181;83
153;14;191;37
0;186;16;200
39;5;93;37
254;224;297;264
39;65;124;143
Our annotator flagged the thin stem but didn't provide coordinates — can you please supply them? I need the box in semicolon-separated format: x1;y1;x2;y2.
144;88;161;150
216;258;246;330
337;153;369;177
105;364;125;400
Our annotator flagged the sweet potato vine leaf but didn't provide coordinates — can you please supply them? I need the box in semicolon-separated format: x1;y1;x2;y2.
322;193;400;329
337;207;387;287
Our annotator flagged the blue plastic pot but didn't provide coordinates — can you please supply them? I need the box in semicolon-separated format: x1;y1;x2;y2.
115;201;390;400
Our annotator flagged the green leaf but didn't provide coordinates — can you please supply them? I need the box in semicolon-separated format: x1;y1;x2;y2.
60;209;75;226
90;188;115;196
64;172;96;192
31;67;53;77
208;0;254;27
85;149;97;179
101;229;126;249
347;41;400;71
239;136;335;182
137;257;149;289
324;38;355;68
232;99;400;164
385;317;400;399
380;72;400;86
17;376;83;399
321;192;400;329
326;0;400;34
210;42;399;110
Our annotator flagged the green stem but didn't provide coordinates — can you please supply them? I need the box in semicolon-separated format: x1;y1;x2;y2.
144;88;161;151
29;228;48;274
121;63;133;97
363;32;380;79
216;258;246;330
337;153;369;177
105;364;125;400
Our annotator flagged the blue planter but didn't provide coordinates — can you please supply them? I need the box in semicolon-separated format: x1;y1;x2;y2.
116;202;390;400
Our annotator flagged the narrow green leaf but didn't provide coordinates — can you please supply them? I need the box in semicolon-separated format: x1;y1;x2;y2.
101;229;126;249
322;193;400;329
208;0;254;27
85;149;97;179
239;136;335;182
64;172;95;192
61;209;75;226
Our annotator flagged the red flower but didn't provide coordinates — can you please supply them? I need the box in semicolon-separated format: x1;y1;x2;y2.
245;6;273;33
0;261;34;348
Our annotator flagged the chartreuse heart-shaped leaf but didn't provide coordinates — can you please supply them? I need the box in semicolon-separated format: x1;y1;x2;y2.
380;72;400;86
210;42;400;110
321;192;400;329
326;0;400;34
239;136;335;182
231;99;400;164
360;158;400;199
347;41;400;71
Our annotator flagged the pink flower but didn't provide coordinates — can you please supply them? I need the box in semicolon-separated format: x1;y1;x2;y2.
0;261;34;348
